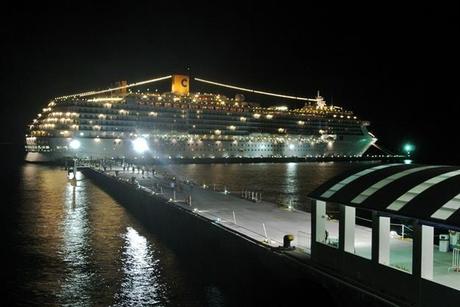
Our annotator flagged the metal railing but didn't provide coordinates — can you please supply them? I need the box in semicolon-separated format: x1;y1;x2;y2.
448;248;460;272
296;231;311;252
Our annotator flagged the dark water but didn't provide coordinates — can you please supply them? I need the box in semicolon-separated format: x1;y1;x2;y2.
3;156;373;306
156;162;374;210
6;164;208;306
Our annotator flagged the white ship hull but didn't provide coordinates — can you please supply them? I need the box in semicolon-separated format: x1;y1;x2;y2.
25;133;376;162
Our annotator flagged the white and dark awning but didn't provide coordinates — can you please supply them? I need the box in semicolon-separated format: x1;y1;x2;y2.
308;163;460;228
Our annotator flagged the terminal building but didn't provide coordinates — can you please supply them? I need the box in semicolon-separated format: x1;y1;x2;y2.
308;163;460;305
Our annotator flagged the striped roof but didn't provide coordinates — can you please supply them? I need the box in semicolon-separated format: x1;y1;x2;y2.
308;163;460;228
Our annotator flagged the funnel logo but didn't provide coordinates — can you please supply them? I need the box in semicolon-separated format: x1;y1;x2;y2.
172;75;190;95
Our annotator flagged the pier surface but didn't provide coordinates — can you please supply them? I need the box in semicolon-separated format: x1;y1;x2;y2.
94;166;458;291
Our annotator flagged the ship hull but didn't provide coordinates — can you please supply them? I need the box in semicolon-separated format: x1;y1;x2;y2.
25;134;376;162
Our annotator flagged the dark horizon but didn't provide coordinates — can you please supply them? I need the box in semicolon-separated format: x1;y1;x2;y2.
1;1;459;164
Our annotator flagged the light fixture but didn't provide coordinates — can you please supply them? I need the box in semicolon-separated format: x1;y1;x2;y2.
69;139;81;150
132;137;149;153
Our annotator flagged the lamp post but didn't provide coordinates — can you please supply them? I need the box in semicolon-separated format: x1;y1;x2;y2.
403;143;414;157
69;139;81;179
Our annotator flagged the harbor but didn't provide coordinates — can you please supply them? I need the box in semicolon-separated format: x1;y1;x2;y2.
5;3;458;305
77;162;460;306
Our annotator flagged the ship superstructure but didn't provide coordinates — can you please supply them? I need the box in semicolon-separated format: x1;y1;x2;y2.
25;75;376;162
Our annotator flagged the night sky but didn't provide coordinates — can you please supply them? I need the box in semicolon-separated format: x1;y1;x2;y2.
1;1;459;163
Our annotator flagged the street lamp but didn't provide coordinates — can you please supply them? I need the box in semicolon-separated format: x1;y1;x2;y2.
403;143;414;157
69;139;81;181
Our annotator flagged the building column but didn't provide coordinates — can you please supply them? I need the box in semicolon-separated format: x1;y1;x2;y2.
315;200;326;243
378;216;391;265
421;225;434;280
343;205;356;253
371;211;379;263
311;199;317;259
409;222;423;307
412;222;422;278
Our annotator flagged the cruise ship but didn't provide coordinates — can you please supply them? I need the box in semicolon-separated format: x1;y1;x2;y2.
25;75;377;162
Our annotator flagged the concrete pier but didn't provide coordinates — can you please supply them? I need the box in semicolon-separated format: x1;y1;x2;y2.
108;166;317;248
80;165;460;306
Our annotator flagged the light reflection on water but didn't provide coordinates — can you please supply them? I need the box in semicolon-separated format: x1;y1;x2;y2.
13;165;202;306
156;161;374;209
58;182;92;305
10;162;370;306
115;226;165;306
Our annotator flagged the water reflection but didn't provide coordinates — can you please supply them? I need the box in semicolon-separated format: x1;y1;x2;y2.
115;227;165;306
58;175;92;304
14;165;207;306
157;162;373;209
282;162;299;203
11;163;370;306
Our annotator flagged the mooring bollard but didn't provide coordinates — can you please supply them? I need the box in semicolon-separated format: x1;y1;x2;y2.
262;223;269;243
283;234;294;249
